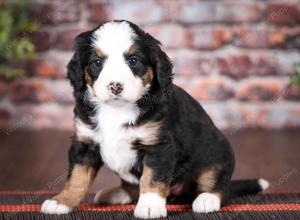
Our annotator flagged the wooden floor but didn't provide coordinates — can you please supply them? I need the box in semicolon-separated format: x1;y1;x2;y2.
0;129;299;192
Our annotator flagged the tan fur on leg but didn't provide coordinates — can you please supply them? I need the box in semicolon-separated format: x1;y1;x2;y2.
134;165;169;218
53;164;96;208
195;164;222;192
139;165;169;197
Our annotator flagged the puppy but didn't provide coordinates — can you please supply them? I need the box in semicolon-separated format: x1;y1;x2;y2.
41;20;269;218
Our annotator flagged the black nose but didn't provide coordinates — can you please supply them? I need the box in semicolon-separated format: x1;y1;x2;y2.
108;82;123;95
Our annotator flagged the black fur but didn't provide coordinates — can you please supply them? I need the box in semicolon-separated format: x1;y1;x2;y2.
68;140;103;178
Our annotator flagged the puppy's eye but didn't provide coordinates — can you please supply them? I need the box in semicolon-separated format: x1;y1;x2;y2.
128;57;138;67
94;59;102;68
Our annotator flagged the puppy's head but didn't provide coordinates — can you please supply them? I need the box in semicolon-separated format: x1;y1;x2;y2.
68;20;173;105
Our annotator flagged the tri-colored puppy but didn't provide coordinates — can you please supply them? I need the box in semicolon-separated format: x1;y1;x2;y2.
41;20;269;219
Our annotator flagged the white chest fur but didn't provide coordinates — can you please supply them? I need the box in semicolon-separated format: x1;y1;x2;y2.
93;104;140;184
75;103;161;184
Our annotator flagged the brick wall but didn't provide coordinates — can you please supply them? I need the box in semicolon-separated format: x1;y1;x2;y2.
1;0;300;132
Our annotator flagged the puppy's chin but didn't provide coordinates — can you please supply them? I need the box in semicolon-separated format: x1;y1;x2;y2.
104;97;133;106
94;94;141;107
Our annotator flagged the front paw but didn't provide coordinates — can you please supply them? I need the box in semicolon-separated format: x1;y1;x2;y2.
192;192;221;213
41;199;73;215
134;193;167;219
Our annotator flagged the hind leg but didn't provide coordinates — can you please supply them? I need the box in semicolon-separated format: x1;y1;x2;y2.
192;164;232;213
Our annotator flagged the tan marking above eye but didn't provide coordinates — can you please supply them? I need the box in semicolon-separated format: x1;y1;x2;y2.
96;48;105;58
127;45;137;56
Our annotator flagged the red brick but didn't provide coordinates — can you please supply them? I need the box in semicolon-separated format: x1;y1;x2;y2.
30;2;80;25
144;24;188;48
234;27;286;48
217;52;277;79
169;50;212;75
107;0;164;25
189;26;232;50
284;84;300;100
236;79;283;101
251;53;278;76
217;53;252;79
10;79;73;104
27;59;58;78
29;30;52;52
55;26;90;50
222;2;264;23
49;80;74;104
269;29;288;47
162;0;181;22
88;2;108;23
0;81;7;100
189;77;235;101
47;51;73;78
28;52;73;78
10;79;52;103
267;2;300;25
177;1;263;24
285;27;300;49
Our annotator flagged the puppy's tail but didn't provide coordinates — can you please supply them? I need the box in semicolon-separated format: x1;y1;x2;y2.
229;178;270;197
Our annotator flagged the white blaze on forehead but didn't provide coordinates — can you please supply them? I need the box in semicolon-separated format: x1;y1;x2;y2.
92;21;136;54
90;21;144;104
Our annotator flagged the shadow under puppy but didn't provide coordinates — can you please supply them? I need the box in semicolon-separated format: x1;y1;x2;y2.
41;20;269;219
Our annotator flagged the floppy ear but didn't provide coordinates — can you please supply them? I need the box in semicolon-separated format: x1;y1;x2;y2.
67;31;93;96
67;52;84;92
146;33;173;92
155;46;173;91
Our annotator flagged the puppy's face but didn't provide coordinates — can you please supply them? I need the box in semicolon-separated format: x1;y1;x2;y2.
68;20;173;106
89;22;153;105
70;20;172;106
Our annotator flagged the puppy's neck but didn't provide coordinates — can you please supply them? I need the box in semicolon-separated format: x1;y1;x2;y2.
93;102;140;128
